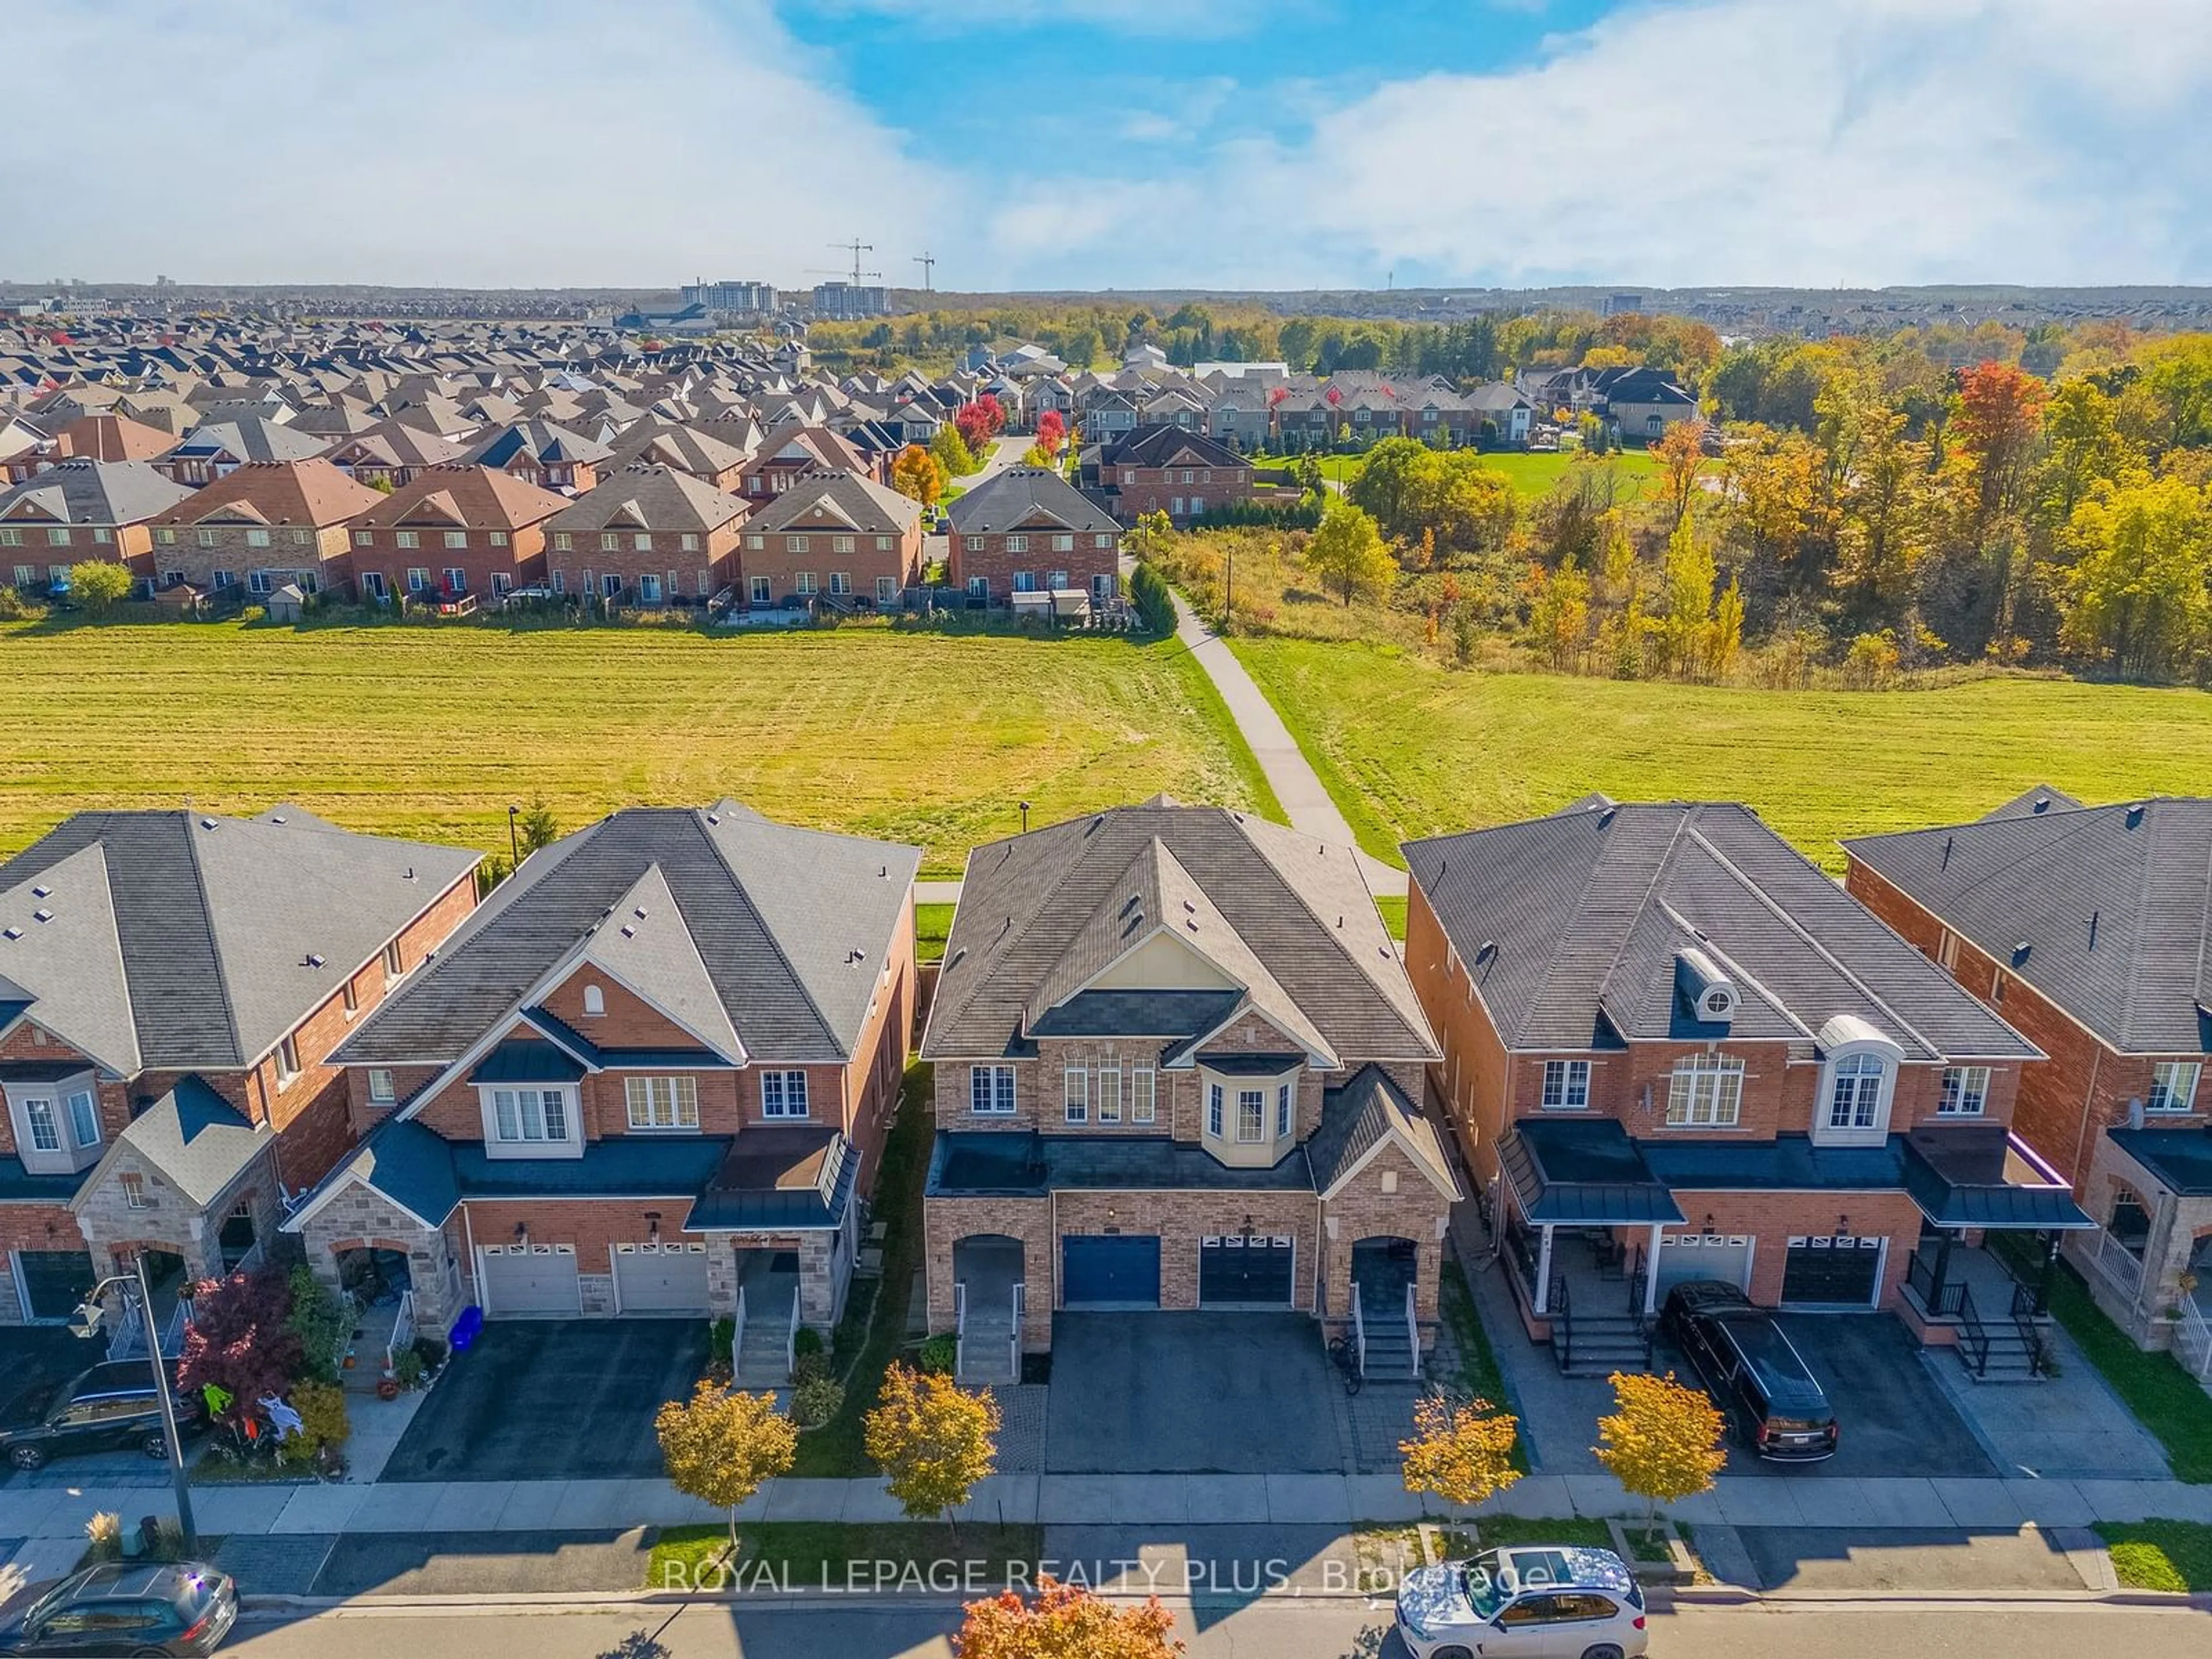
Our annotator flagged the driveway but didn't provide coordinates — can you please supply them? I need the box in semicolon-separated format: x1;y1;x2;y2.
1045;1313;1343;1474
1656;1314;1996;1479
381;1320;707;1483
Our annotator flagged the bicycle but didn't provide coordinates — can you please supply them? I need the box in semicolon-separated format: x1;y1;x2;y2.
1325;1334;1364;1396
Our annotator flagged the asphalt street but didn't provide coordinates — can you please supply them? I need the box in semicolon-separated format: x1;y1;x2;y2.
224;1597;2212;1658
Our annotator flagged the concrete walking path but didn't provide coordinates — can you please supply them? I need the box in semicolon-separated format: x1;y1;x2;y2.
1161;585;1407;898
6;1470;2210;1544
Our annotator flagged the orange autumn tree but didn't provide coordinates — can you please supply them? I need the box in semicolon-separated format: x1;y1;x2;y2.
1952;359;2049;527
955;1577;1183;1659
1650;417;1709;531
1399;1392;1521;1540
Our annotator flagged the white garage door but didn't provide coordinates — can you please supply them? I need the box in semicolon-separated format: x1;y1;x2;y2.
612;1241;711;1313
478;1243;581;1317
1654;1233;1753;1297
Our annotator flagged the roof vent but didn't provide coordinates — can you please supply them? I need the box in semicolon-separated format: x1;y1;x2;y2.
879;865;888;878
1183;900;1195;914
200;817;217;830
620;924;636;938
1475;940;1497;963
404;866;417;880
30;885;50;899
270;813;287;824
1676;946;1738;1024
1;926;20;941
303;953;324;968
2031;795;2051;815
706;813;720;824
632;906;647;921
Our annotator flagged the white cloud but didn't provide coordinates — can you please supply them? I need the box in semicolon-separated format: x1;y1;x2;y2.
5;0;950;287
802;0;1279;39
984;0;2212;287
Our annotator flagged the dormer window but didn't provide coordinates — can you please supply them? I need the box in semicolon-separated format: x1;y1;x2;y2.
1812;1016;1903;1146
1828;1055;1885;1131
582;984;605;1017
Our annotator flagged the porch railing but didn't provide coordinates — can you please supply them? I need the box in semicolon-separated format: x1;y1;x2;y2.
784;1285;801;1383
108;1297;191;1364
1626;1244;1648;1321
1906;1247;1967;1319
386;1290;416;1376
1009;1282;1025;1381
2078;1228;2147;1309
1503;1218;1541;1310
731;1285;747;1377
2175;1298;2212;1386
1956;1285;1992;1378
1350;1282;1366;1377
1405;1282;1421;1381
953;1279;967;1380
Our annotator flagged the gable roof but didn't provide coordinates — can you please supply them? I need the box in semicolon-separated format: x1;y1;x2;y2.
336;803;919;1070
0;459;193;527
924;802;1433;1064
1105;423;1244;471
945;466;1118;536
1844;795;2212;1054
51;414;179;463
743;468;920;536
347;464;571;531
0;809;479;1074
460;419;613;470
157;459;385;529
1408;801;2036;1061
78;1076;271;1211
544;464;750;535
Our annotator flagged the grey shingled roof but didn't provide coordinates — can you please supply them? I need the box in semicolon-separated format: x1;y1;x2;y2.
93;1076;270;1209
1844;795;2212;1054
1304;1063;1460;1198
543;464;748;533
0;810;479;1073
0;459;194;526
743;469;920;536
925;802;1434;1065
1407;802;2035;1061
945;466;1118;535
338;803;919;1068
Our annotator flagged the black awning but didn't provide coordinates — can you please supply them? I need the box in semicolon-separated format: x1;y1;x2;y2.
467;1037;587;1085
1501;1118;1685;1226
1902;1126;2093;1230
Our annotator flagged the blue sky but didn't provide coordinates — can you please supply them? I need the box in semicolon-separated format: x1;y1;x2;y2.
6;0;2210;290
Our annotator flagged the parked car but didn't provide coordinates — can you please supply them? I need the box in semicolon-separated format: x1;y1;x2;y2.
1396;1544;1647;1659
0;1361;205;1473
0;1562;236;1655
1659;1279;1840;1461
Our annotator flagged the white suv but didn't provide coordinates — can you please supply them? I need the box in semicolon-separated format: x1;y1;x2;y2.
1395;1544;1649;1659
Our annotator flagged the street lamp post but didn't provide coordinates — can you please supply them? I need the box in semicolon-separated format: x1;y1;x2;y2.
71;1257;197;1554
507;803;522;869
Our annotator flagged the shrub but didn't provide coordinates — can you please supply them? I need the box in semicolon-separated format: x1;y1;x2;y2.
707;1316;735;1358
278;1380;351;1468
411;1335;448;1372
791;1376;844;1429
392;1348;425;1390
916;1333;958;1376
1129;563;1176;635
792;1325;825;1360
791;1350;832;1387
67;559;134;615
151;1518;187;1563
0;585;44;620
285;1263;350;1384
85;1512;122;1562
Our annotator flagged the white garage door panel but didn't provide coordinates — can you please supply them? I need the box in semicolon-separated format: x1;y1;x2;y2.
1654;1234;1753;1296
613;1242;711;1313
479;1244;582;1317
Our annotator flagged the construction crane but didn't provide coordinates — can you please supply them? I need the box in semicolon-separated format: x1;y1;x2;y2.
807;238;880;287
913;252;937;293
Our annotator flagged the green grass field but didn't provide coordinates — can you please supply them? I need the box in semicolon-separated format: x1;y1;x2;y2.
0;620;1278;874
1252;448;1654;501
1233;638;2212;870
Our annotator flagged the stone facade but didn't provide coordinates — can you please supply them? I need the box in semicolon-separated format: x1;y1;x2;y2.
299;1183;463;1332
73;1139;282;1287
2077;1130;2212;1347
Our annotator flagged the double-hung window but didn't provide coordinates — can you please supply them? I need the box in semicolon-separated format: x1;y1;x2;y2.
1207;1083;1225;1138
1130;1067;1156;1123
23;1097;59;1153
970;1065;1016;1115
1064;1066;1088;1123
491;1087;569;1143
1541;1060;1590;1109
1097;1063;1122;1122
1237;1089;1267;1142
367;1068;397;1105
626;1075;700;1130
760;1071;809;1119
2149;1061;2202;1115
1665;1056;1744;1127
1276;1082;1293;1138
1938;1066;1990;1116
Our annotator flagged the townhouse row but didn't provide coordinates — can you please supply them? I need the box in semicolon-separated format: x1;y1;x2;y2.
0;786;2202;1388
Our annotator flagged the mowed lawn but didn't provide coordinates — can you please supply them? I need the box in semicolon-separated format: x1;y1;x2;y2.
1480;448;1656;501
0;622;1275;874
1235;638;2212;869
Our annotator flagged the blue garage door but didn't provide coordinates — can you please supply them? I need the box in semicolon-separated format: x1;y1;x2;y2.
1061;1234;1161;1307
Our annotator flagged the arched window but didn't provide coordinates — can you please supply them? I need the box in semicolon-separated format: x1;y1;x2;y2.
582;984;605;1017
1828;1052;1885;1130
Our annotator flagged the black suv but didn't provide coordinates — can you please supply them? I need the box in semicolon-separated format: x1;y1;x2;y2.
1659;1280;1839;1462
0;1361;203;1473
0;1561;237;1655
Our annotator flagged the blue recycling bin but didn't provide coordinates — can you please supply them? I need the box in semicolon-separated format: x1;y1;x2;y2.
449;1305;484;1352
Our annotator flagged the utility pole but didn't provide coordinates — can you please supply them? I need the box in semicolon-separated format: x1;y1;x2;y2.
913;252;936;293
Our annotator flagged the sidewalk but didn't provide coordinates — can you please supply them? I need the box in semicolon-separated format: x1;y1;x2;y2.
1164;586;1407;898
5;1469;2211;1544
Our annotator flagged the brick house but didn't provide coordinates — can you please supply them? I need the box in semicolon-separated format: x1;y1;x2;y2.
323;420;471;489
919;801;1455;1382
1094;425;1255;525
737;468;922;609
945;467;1120;608
459;420;613;494
344;465;571;604
286;804;918;1376
147;459;384;598
1407;798;2085;1377
737;426;874;501
158;417;328;486
541;464;749;606
0;808;478;1323
1843;790;2212;1353
602;418;752;492
0;460;194;590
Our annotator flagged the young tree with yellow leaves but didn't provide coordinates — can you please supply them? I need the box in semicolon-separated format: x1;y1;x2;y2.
1650;418;1708;532
655;1382;798;1561
1593;1372;1725;1543
864;1361;1000;1534
1399;1392;1521;1542
892;443;944;507
953;1577;1183;1659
